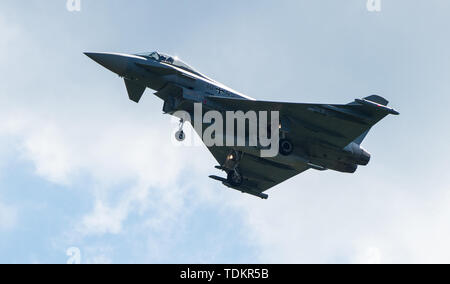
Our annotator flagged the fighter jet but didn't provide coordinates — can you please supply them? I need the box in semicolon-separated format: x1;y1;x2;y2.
85;51;399;199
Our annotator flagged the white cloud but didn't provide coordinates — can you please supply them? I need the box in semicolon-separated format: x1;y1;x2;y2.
0;110;75;185
22;124;73;185
0;103;221;240
80;201;126;235
231;173;450;264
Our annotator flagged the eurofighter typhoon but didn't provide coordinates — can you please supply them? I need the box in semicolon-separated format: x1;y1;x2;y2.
85;51;399;199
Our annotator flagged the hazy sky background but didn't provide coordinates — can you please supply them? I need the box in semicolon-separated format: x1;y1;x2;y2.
1;0;450;263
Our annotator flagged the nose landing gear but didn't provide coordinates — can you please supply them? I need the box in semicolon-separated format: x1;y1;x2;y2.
175;118;186;142
175;130;185;142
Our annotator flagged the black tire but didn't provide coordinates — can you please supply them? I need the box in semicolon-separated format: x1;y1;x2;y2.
279;139;294;156
227;170;243;187
175;130;185;142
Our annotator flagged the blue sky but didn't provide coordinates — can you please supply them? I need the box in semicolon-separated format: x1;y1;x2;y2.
1;0;450;263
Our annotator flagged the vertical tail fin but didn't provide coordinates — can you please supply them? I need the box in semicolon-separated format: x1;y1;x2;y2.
364;95;389;106
351;95;393;145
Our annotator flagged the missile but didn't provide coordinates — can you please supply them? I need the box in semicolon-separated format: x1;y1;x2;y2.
209;175;269;199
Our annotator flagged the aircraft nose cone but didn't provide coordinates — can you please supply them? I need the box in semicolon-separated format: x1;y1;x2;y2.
84;52;129;75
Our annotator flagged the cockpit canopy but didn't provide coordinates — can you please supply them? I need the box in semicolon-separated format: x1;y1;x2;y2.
136;51;200;77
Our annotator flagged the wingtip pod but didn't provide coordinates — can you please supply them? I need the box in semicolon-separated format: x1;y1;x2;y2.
390;109;400;116
355;98;400;115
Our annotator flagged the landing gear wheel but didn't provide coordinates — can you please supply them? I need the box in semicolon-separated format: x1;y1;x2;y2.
175;118;186;142
279;139;294;156
227;170;243;187
175;130;185;142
